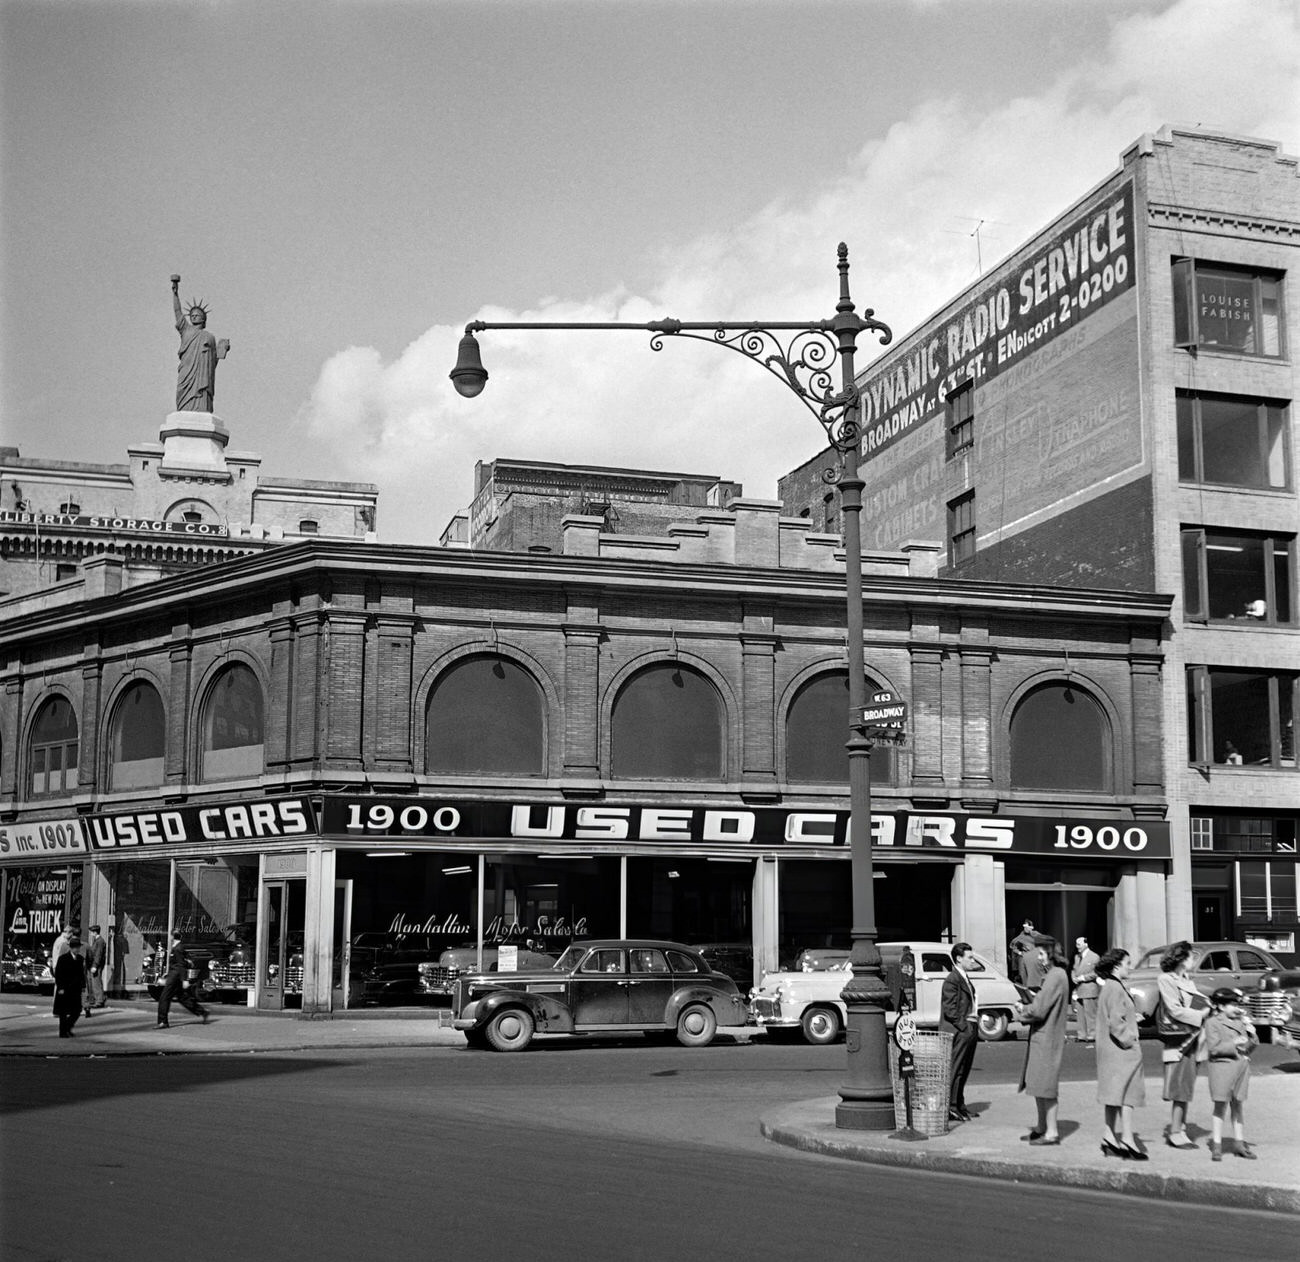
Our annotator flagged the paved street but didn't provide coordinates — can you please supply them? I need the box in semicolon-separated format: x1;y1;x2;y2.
1;1015;1295;1262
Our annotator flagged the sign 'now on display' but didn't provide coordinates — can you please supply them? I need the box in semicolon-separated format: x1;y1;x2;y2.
860;689;908;728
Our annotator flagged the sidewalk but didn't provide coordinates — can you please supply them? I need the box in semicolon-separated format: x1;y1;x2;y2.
4;995;1295;1214
0;993;465;1056
760;1071;1300;1215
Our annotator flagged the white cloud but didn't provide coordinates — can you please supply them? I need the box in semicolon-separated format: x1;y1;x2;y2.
298;0;1299;544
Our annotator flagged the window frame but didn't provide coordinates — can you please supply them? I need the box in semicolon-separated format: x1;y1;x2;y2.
1176;390;1291;491
1172;257;1285;359
28;696;79;799
945;380;974;460
1180;526;1294;625
947;491;976;567
1186;665;1298;769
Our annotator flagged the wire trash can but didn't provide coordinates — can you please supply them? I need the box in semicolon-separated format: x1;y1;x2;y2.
888;1029;953;1135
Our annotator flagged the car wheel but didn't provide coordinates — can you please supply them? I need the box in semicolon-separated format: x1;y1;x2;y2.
676;1004;718;1048
977;1010;1009;1041
484;1008;534;1052
801;1005;841;1045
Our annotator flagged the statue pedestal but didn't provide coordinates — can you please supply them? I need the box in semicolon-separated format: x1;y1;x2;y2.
159;411;232;482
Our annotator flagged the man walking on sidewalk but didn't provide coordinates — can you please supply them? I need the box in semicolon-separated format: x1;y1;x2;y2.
156;932;209;1028
940;942;981;1123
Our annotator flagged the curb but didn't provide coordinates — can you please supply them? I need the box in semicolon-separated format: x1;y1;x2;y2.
759;1101;1300;1215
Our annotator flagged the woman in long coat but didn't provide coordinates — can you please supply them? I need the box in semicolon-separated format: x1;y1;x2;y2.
1157;941;1207;1148
1095;947;1147;1160
1015;944;1070;1144
52;931;86;1038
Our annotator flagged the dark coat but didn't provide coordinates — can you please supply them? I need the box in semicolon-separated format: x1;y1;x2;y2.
1019;965;1069;1097
939;966;977;1034
52;950;85;1018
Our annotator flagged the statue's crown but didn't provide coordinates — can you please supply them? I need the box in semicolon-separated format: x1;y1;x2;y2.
188;298;209;317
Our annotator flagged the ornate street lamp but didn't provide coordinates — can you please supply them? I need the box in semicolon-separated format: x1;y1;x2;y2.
451;244;897;1129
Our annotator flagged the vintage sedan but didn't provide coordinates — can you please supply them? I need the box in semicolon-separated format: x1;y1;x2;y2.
1126;940;1283;1021
1248;966;1300;1046
416;944;558;1000
749;941;1026;1045
452;939;749;1052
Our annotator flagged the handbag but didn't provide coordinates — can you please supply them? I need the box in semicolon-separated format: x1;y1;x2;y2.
1155;987;1209;1041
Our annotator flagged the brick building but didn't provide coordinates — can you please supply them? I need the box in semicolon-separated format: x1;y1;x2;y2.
781;125;1299;961
1;475;1172;1012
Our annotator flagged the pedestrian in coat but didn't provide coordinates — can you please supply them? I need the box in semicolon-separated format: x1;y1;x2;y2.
939;942;980;1123
83;925;108;1015
1014;944;1071;1145
1009;919;1038;986
155;932;209;1028
52;931;86;1038
1202;987;1258;1162
1071;936;1100;1043
1094;947;1147;1160
50;925;76;968
1157;940;1207;1149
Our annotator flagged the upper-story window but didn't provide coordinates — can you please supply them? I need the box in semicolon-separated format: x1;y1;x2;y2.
1187;666;1297;768
1172;259;1284;358
947;491;975;566
200;664;265;782
30;696;78;798
298;519;319;535
611;663;723;779
1177;392;1289;491
109;681;166;790
785;671;894;786
945;381;974;459
426;655;544;776
182;510;203;524
59;501;80;516
1181;528;1294;624
1010;682;1110;791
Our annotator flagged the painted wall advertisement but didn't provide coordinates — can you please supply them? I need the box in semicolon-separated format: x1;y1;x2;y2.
854;181;1142;552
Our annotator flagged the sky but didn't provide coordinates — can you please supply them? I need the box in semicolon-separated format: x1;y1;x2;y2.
2;0;1297;544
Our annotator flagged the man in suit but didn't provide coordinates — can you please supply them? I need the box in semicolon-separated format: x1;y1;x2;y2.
939;942;980;1123
1071;935;1101;1043
83;924;108;1015
156;932;209;1029
52;930;86;1039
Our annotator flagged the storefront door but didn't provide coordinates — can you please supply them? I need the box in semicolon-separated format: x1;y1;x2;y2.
257;879;305;1010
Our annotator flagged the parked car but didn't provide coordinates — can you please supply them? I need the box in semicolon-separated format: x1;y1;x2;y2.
1248;966;1300;1046
2;948;53;995
748;941;1026;1045
452;939;749;1051
791;947;851;972
694;942;755;991
416;944;558;1000
1126;940;1283;1022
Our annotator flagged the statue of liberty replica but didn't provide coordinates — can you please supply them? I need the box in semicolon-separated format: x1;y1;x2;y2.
171;274;230;412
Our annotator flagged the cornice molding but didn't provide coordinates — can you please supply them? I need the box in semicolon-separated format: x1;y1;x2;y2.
1147;202;1300;241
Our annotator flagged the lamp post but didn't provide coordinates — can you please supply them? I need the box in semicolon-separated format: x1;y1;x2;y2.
451;244;897;1129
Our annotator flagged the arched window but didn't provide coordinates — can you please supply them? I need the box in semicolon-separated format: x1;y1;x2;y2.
612;663;723;779
110;681;166;789
1010;682;1110;791
426;656;545;776
200;664;265;781
30;697;79;798
786;671;894;786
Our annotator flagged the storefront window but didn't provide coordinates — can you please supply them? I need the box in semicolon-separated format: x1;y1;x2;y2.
200;664;264;781
1010;683;1110;790
29;696;78;798
785;672;894;785
626;857;751;973
611;664;723;779
109;681;166;789
425;655;545;776
1;865;76;988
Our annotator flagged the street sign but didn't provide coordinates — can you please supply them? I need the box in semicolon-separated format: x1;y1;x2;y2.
860;699;908;726
894;1011;917;1052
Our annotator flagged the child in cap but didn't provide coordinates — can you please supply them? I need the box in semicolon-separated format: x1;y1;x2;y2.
1200;986;1258;1162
